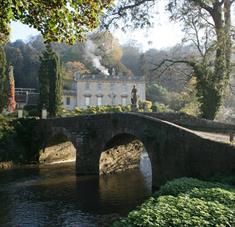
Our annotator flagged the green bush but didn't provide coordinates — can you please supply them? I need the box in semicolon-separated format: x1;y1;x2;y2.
151;105;158;112
112;178;235;227
209;175;235;187
0;116;38;163
155;103;173;113
155;177;228;197
75;107;82;114
120;104;131;112
23;105;39;117
63;105;130;116
138;100;152;112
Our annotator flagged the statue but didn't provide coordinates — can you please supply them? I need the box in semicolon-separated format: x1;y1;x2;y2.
131;85;137;105
112;68;116;77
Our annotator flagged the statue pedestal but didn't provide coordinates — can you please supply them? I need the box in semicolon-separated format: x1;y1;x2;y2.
41;109;47;119
18;109;23;118
131;104;138;112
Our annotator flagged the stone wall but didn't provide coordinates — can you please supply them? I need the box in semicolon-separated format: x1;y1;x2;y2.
99;140;144;175
39;141;76;164
143;112;235;133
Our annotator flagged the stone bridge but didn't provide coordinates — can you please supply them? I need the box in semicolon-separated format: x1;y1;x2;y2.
34;113;235;188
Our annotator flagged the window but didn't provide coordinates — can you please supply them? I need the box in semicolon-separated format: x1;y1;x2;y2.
85;82;90;90
121;97;127;106
111;96;115;105
97;83;102;91
85;96;90;106
109;93;116;105
110;83;115;91
97;96;102;106
66;97;70;105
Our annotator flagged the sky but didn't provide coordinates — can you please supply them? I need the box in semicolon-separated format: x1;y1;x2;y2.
10;1;184;51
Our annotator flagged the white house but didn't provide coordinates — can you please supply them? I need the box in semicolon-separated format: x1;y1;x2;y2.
63;72;146;110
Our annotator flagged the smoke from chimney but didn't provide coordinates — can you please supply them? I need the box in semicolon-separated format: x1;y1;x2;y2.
85;40;109;76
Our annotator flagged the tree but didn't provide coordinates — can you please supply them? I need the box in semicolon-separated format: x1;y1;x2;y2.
38;45;62;117
48;46;62;117
0;46;7;112
121;44;142;77
7;65;16;113
38;50;50;113
0;0;112;45
101;0;156;30
5;40;41;89
103;0;234;119
165;0;234;119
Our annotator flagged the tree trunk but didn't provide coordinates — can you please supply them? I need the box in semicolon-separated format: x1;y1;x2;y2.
224;0;232;82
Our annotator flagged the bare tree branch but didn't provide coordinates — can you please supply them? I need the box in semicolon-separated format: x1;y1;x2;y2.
151;59;195;71
189;0;213;13
148;59;196;80
113;0;155;16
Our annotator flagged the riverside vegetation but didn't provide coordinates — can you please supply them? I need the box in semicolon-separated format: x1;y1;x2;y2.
0;115;38;165
112;177;235;227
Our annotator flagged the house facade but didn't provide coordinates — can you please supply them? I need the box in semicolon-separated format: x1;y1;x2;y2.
63;73;146;110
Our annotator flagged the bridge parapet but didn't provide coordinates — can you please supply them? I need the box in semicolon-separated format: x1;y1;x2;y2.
142;112;235;133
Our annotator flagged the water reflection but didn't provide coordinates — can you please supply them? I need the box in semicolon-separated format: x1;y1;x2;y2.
0;153;152;226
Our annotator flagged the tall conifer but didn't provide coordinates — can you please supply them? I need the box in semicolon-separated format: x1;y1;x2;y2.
38;44;62;117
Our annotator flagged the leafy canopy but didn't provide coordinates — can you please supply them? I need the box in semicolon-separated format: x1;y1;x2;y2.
0;0;112;45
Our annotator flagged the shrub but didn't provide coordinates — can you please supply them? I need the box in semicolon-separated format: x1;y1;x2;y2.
112;178;235;227
23;105;39;117
138;100;152;112
155;177;228;197
62;104;136;116
75;107;82;114
84;106;97;114
209;175;235;187
110;106;123;113
155;103;172;113
0;116;38;163
151;105;158;112
120;105;131;112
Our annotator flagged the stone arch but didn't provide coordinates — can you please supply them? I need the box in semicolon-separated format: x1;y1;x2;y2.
99;133;153;179
39;127;76;164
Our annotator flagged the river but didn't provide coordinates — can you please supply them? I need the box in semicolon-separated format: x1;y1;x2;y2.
0;154;152;227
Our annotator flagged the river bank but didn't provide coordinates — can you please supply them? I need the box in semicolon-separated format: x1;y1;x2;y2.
0;115;39;164
0;115;75;166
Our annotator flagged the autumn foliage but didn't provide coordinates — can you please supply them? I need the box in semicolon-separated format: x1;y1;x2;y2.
7;66;16;112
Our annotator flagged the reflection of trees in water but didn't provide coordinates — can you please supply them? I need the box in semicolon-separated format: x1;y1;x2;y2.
0;162;153;226
99;168;152;214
